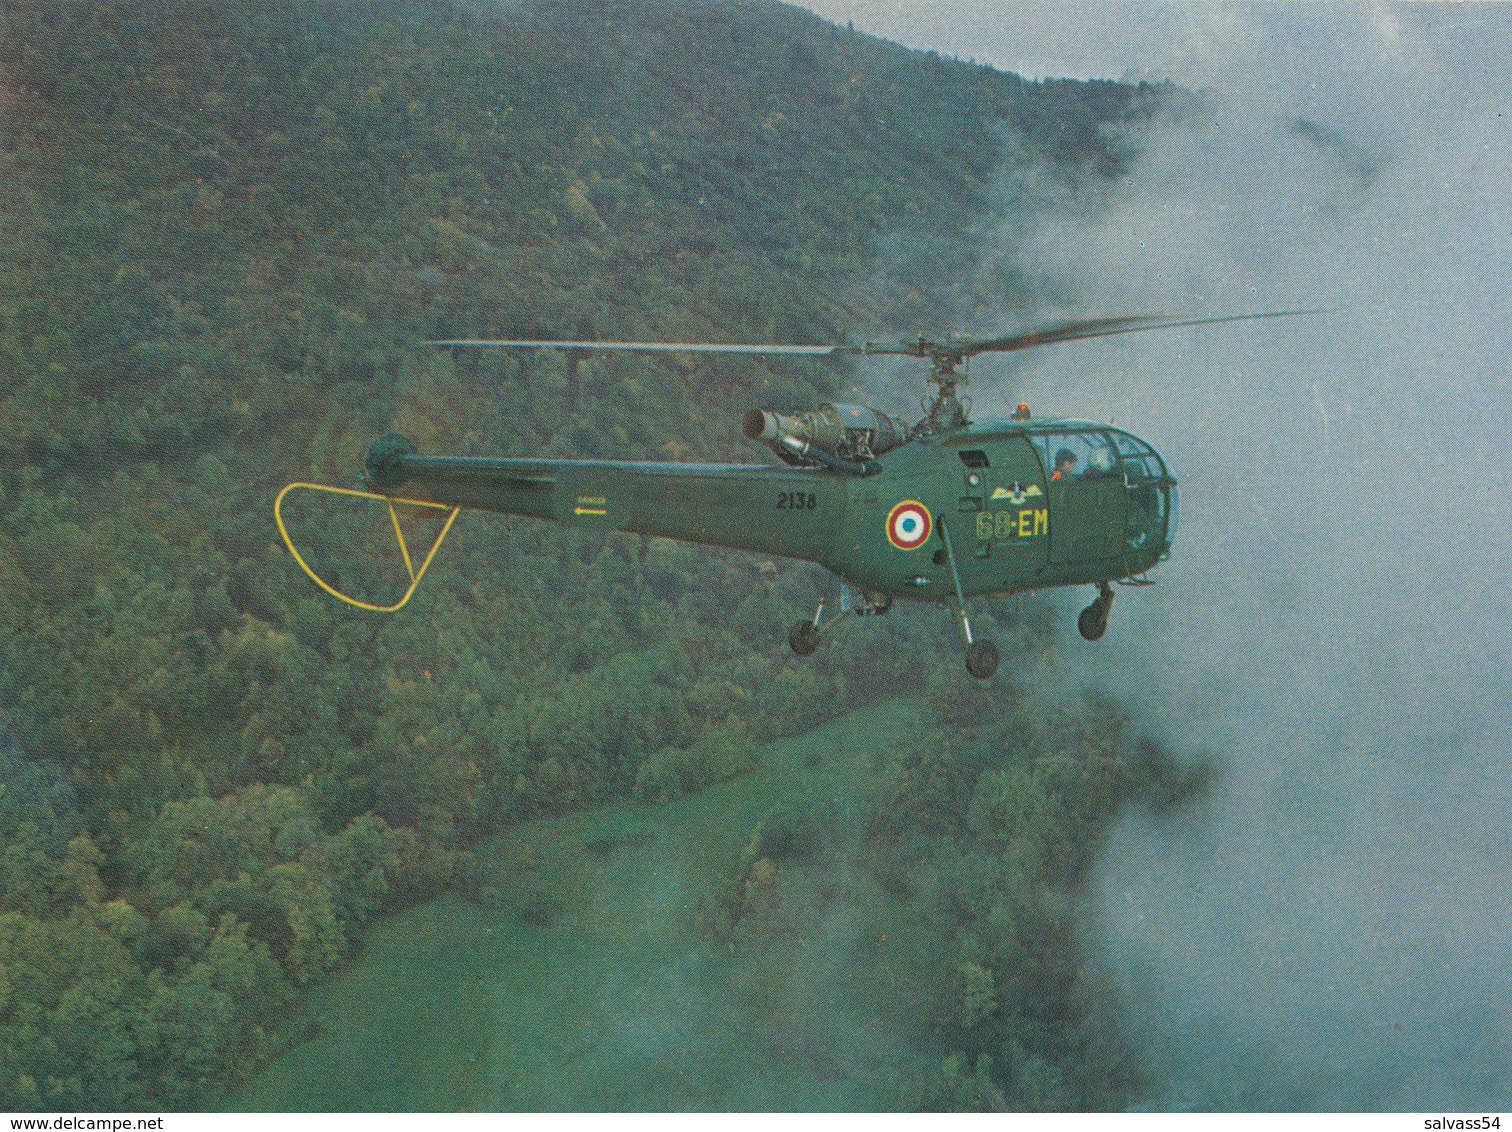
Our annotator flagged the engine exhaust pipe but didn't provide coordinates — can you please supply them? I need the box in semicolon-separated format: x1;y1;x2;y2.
742;408;794;443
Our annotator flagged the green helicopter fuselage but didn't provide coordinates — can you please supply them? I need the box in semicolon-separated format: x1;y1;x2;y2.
363;418;1176;601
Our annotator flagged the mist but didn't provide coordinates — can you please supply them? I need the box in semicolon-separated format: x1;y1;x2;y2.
955;3;1512;1109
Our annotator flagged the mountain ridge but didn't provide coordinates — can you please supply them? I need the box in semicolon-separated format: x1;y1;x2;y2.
0;0;1172;1108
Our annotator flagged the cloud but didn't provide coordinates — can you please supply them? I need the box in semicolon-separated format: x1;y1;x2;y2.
954;3;1512;1108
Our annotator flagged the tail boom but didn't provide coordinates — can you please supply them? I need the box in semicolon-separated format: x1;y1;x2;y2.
365;439;843;562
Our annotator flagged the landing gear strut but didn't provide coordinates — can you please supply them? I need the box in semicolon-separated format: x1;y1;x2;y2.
788;583;891;656
1077;582;1114;641
940;521;998;679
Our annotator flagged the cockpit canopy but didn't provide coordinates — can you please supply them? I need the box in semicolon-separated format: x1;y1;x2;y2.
1024;423;1176;558
1027;425;1167;482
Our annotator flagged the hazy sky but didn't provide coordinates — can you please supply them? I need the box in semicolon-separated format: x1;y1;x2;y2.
793;0;1460;83
792;0;1219;79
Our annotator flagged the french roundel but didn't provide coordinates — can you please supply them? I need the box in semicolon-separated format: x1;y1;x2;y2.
886;500;932;550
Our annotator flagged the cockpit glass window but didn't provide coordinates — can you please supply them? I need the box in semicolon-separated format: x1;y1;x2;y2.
1036;432;1118;481
1113;432;1164;480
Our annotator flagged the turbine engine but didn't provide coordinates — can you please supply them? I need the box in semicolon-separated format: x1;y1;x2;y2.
742;402;908;469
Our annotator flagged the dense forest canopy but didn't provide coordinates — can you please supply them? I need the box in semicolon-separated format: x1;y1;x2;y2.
0;0;1184;1108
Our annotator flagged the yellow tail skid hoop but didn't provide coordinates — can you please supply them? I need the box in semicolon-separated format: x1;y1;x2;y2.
274;482;461;613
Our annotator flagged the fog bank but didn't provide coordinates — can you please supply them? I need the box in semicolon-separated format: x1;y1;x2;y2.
969;4;1512;1108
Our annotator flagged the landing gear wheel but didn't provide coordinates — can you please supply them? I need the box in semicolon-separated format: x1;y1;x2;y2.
964;639;999;679
789;620;820;657
1078;584;1114;642
1077;603;1108;641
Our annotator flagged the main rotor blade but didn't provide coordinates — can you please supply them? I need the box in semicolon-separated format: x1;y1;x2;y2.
426;309;1321;365
426;338;851;357
962;309;1322;357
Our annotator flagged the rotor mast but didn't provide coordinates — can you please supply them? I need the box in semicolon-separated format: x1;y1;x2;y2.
851;334;972;433
924;340;970;432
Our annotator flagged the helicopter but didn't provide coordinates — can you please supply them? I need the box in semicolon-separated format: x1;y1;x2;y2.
276;311;1310;679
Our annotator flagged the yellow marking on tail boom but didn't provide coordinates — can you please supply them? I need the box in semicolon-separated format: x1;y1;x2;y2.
274;482;461;613
573;494;608;516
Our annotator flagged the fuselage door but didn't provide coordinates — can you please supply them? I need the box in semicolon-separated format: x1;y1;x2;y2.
983;437;1050;575
1038;430;1127;564
951;440;1050;589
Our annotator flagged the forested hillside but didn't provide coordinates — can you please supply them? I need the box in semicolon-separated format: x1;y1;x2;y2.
0;0;1176;1108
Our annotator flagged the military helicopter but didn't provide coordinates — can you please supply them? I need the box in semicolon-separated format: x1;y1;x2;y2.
276;311;1309;678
